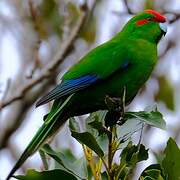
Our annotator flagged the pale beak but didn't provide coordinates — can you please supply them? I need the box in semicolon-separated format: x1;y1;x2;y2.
159;22;168;36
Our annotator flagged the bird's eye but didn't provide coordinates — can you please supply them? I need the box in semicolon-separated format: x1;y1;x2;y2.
147;17;152;21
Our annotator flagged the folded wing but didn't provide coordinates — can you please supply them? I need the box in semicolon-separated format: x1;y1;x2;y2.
36;75;99;107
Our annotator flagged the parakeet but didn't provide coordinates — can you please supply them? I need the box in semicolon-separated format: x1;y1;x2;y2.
7;9;167;179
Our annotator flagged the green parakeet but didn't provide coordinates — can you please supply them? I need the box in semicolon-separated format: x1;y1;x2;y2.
7;9;167;179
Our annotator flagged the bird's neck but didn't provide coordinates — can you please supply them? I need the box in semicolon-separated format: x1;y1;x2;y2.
114;26;163;44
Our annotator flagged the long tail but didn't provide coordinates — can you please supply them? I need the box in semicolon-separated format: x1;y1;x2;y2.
6;95;73;180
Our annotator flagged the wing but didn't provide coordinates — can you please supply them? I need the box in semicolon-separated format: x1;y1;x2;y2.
36;75;99;107
36;40;130;107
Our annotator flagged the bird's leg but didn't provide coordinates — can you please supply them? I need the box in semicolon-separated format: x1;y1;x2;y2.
104;95;124;179
104;95;121;127
117;86;126;126
104;87;127;127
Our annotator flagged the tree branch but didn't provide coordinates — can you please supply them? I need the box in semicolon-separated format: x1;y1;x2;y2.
166;12;180;24
0;1;95;150
0;3;88;109
123;0;135;15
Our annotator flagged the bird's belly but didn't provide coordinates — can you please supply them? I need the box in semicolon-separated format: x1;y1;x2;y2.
67;64;154;116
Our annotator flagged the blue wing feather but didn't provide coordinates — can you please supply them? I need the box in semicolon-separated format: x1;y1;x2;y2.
36;60;130;107
36;75;99;107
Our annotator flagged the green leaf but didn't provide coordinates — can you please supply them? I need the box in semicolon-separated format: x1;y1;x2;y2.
84;111;109;153
54;153;87;179
40;0;63;37
117;118;143;140
67;2;81;27
101;171;108;180
80;14;96;43
117;142;148;179
162;138;180;180
88;117;110;137
61;149;77;162
88;120;105;135
96;134;109;154
85;111;107;135
40;0;57;19
14;169;77;180
120;142;148;167
124;109;166;130
71;157;88;180
71;131;104;157
42;144;84;179
144;0;155;9
155;76;175;111
85;113;100;136
69;117;80;132
140;164;164;180
153;152;165;166
39;149;49;170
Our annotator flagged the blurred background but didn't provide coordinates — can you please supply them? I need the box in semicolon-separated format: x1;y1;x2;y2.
0;0;180;179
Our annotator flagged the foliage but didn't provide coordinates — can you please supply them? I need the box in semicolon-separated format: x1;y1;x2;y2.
155;76;175;111
139;138;180;180
14;97;180;180
162;138;180;180
15;169;77;180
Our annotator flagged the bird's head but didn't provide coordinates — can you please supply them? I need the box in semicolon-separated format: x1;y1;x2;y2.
122;10;167;43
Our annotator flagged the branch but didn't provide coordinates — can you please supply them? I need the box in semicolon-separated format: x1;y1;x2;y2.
166;12;180;24
158;40;176;60
26;0;43;78
119;2;180;25
0;1;96;150
123;0;135;15
0;4;88;109
0;79;11;111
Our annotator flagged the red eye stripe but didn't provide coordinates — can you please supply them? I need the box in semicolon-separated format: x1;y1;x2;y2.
136;19;149;25
145;9;166;22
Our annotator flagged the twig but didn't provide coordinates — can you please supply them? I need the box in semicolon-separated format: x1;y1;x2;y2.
27;0;43;78
123;0;135;15
0;79;11;112
169;14;180;24
138;123;144;150
164;11;180;24
158;40;175;60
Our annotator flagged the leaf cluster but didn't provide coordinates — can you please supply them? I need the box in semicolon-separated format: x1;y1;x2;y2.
14;102;180;180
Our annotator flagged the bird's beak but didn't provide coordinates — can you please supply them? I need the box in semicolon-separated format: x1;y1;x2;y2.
159;22;168;36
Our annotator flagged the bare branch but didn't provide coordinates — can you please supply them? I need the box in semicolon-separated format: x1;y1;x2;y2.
0;1;97;150
166;12;180;24
26;0;43;78
123;0;135;15
0;4;88;109
158;40;176;60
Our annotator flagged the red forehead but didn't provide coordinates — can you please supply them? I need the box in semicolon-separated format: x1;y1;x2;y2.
145;9;166;22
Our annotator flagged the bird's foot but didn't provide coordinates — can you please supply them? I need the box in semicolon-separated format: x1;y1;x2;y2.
116;117;126;126
104;95;123;127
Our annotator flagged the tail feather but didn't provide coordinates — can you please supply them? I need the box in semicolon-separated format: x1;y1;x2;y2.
6;95;73;180
6;123;48;180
